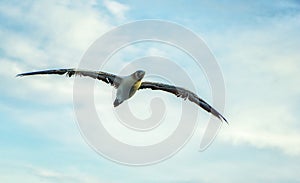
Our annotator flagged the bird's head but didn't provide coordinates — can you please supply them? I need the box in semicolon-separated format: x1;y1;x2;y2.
132;70;145;80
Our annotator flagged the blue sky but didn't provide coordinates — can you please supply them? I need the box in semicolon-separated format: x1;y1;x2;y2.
1;0;300;182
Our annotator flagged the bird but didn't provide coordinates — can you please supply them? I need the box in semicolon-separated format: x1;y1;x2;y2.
17;68;227;123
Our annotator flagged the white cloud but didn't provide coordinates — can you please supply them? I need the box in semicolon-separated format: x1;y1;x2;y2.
220;104;300;155
4;164;111;183
0;0;122;150
0;0;115;101
206;13;300;156
1;1;300;182
103;0;129;20
0;0;112;67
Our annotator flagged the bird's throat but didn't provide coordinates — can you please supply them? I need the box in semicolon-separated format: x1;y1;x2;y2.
133;80;142;90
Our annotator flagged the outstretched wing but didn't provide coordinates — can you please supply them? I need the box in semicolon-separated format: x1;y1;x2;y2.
16;68;122;88
139;82;227;123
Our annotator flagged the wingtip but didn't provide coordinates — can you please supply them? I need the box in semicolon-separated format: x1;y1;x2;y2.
220;115;229;125
113;99;122;107
16;72;30;77
211;108;228;125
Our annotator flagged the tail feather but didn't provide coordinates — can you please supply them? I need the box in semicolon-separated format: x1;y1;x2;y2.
113;99;123;107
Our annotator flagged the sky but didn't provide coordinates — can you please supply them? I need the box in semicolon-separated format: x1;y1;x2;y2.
1;0;300;182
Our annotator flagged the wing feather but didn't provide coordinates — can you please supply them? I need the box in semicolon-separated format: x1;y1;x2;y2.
139;81;227;123
16;68;122;88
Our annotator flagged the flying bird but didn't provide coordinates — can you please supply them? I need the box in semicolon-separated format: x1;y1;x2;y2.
17;69;227;123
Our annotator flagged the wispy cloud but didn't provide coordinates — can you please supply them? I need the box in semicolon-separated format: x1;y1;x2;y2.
1;1;300;183
206;11;300;156
103;0;129;21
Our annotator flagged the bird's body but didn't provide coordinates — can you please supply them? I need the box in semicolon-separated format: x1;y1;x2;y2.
114;71;145;107
17;68;227;123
